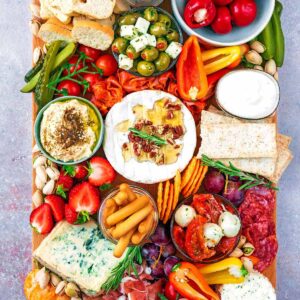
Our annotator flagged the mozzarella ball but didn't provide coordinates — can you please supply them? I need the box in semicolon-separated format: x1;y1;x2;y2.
218;211;241;238
203;223;224;248
174;205;196;228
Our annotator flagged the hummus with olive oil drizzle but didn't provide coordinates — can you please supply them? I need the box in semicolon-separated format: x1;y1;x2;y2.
40;100;99;162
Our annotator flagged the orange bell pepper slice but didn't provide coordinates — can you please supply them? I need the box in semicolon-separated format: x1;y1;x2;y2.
176;36;208;101
169;262;220;300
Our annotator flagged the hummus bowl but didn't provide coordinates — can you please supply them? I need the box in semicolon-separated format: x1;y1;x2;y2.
34;96;104;165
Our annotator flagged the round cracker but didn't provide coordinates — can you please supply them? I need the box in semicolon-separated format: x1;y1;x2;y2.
181;157;197;190
163;183;174;224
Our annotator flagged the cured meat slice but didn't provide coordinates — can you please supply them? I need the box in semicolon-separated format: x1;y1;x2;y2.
146;279;165;300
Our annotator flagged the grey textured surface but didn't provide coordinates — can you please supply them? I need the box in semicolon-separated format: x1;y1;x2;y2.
0;0;298;299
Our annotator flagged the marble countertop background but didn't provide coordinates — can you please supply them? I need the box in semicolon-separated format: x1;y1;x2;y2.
0;0;299;299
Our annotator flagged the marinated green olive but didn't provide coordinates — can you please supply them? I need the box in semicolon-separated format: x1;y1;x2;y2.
149;22;168;37
118;14;138;26
154;52;171;72
141;46;159;62
126;45;140;59
144;7;158;22
156;37;168;51
166;29;180;43
158;14;172;28
112;37;128;54
137;61;156;76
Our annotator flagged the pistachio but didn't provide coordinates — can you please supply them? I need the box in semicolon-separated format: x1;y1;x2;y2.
35;176;46;190
43;179;55;195
55;280;67;295
47;159;57;169
33;47;42;65
241;257;254;273
250;40;266;54
46;167;60;180
264;59;277;76
50;273;62;287
33;155;47;168
237;235;247;249
253;65;264;71
65;282;80;297
35;267;50;289
29;3;41;18
229;247;243;258
36;165;48;183
242;242;255;256
245;50;263;65
71;298;82;300
43;44;48;54
32;144;40;154
29;19;40;36
32;189;43;207
274;71;279;81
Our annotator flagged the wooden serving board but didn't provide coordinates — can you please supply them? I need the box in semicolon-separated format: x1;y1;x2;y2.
31;0;276;289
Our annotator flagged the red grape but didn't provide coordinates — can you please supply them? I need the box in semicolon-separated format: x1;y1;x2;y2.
204;169;225;193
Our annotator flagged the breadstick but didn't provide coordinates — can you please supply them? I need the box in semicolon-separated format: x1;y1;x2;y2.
138;211;154;234
120;183;137;201
114;191;129;206
107;195;149;226
103;201;118;228
112;204;153;239
113;228;135;258
131;230;147;245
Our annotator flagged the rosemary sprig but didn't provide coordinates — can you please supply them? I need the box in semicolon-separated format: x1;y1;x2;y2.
101;246;142;292
129;127;167;146
201;155;278;190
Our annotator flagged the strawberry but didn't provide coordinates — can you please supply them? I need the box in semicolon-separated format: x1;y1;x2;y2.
30;203;54;234
63;164;88;179
44;195;65;222
69;182;101;222
88;157;116;187
65;204;78;224
56;171;74;199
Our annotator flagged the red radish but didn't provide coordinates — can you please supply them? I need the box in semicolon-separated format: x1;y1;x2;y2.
211;6;233;34
88;157;116;187
69;182;101;221
30;203;54;234
230;0;257;27
65;204;78;224
213;0;233;5
44;194;65;222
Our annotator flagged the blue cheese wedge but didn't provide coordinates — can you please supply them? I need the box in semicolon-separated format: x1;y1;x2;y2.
119;54;133;70
130;35;148;52
135;17;150;34
33;221;125;296
144;33;156;47
219;271;276;300
166;42;183;59
120;25;138;40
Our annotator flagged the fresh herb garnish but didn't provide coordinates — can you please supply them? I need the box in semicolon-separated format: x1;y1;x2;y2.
158;294;168;300
241;265;249;277
100;183;112;191
201;155;278;190
129;127;167;146
63;165;76;177
101;246;142;292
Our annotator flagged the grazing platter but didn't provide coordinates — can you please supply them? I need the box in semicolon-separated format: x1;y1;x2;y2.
23;0;293;299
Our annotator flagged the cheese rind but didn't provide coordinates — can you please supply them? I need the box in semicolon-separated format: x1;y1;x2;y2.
33;221;124;296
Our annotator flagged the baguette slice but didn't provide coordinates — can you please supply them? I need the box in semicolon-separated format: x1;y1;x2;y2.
72;0;116;20
72;20;114;50
47;0;75;15
40;0;55;19
46;17;74;31
73;15;116;28
44;0;72;24
38;23;74;44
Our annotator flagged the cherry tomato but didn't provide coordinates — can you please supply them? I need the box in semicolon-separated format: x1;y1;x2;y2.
95;54;118;76
62;55;84;76
172;225;186;250
213;0;233;5
79;45;101;61
164;281;179;300
211;6;232;34
230;0;257;27
57;80;82;96
82;73;102;92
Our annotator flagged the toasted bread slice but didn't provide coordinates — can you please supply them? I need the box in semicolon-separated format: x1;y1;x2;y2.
40;0;55;19
73;15;116;28
38;23;74;44
46;0;75;15
72;20;114;50
46;17;74;31
44;0;72;24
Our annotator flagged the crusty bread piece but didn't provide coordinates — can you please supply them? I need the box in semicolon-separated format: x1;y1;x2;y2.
38;23;74;43
270;147;293;182
72;0;116;20
114;0;130;14
73;15;116;28
47;0;75;15
40;0;55;19
44;0;72;24
46;17;74;31
72;20;114;50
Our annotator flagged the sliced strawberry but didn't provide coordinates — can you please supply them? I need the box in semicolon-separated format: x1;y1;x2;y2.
69;182;101;218
65;204;78;224
44;195;65;222
30;203;54;234
56;171;74;198
88;157;116;187
63;163;88;179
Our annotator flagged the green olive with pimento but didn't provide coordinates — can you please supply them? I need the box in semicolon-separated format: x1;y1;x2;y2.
158;14;172;28
112;37;128;54
154;52;171;72
149;22;168;37
137;61;156;77
166;29;180;43
119;14;139;26
156;37;168;51
141;46;159;62
144;7;159;22
126;45;140;59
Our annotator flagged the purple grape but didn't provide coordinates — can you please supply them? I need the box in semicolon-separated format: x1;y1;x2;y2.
222;181;245;207
150;259;165;278
150;223;170;246
162;242;176;259
204;169;225;193
163;256;180;276
142;243;160;262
